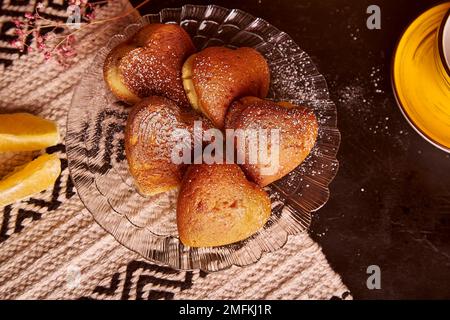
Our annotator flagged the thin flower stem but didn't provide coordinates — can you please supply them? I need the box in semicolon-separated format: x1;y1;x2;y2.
50;27;83;53
15;0;152;64
89;0;151;25
51;0;151;51
91;0;109;4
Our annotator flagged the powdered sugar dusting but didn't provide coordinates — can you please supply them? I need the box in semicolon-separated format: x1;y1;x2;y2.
68;5;341;270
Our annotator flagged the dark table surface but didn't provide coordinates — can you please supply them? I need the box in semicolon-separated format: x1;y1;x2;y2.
133;0;450;299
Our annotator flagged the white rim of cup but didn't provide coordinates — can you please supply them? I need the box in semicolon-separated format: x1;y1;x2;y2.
439;9;450;76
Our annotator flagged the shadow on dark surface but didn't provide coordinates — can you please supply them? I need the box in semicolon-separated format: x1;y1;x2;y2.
132;0;450;299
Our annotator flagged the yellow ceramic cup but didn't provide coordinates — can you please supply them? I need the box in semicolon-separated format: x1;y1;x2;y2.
392;3;450;152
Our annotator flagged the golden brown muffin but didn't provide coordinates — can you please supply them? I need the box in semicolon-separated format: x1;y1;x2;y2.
225;97;318;187
182;47;270;128
104;24;196;106
177;164;271;247
125;96;211;196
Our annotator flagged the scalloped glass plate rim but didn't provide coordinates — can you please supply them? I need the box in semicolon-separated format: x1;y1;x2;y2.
66;4;341;272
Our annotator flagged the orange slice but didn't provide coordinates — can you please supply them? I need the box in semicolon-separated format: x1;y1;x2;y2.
0;153;61;207
0;113;60;152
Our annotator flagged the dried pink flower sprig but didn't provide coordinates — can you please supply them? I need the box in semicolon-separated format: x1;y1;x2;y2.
10;0;150;66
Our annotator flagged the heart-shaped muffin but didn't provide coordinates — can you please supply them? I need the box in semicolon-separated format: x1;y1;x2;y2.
125;96;211;196
182;47;270;128
225;97;318;187
104;24;195;106
177;164;271;247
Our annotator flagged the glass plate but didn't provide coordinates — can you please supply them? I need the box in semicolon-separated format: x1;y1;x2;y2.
66;4;341;271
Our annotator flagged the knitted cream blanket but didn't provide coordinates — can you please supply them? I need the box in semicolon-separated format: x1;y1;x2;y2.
0;0;350;300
